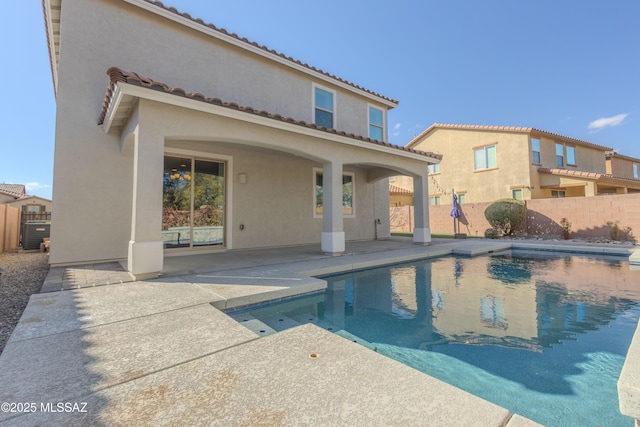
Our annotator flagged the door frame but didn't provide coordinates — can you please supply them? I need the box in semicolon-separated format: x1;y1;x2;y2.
163;148;234;253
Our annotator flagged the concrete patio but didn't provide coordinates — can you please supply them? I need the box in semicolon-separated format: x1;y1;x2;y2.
1;237;638;426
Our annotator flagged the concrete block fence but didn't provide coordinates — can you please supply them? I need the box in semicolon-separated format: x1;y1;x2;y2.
390;193;640;241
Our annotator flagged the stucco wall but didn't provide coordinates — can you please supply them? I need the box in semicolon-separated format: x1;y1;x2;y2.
392;193;640;241
410;128;533;203
50;0;404;264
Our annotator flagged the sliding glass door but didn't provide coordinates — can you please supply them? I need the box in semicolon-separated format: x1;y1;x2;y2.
162;156;225;249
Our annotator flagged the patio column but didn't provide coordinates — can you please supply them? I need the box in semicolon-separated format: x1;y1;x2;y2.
413;171;431;245
127;125;164;279
321;160;345;255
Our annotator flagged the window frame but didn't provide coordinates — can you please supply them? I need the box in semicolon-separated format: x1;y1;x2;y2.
512;189;523;200
368;104;385;142
633;163;639;179
556;143;564;167
473;144;497;171
551;190;566;198
457;193;467;204
312;84;336;129
566;146;576;166
531;138;541;164
429;195;441;206
428;163;440;174
313;167;355;219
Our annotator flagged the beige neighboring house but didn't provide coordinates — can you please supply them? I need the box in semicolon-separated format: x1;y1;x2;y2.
0;184;52;212
606;151;640;180
398;123;640;205
43;0;441;277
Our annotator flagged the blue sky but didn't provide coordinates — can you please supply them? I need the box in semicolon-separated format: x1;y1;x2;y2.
2;1;638;200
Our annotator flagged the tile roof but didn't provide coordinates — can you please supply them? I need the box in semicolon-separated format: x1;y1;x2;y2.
138;0;398;105
408;123;613;152
537;167;640;186
99;67;441;161
0;184;27;199
606;151;640;162
389;184;413;195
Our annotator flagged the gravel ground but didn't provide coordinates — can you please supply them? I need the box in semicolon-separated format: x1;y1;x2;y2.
0;251;49;355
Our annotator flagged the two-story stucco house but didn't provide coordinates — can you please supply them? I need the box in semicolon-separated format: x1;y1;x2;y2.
395;123;640;206
43;0;440;278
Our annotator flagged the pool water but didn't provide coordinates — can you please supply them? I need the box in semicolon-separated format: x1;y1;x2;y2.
228;250;640;427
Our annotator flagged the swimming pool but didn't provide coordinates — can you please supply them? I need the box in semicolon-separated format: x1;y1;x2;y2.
228;250;640;427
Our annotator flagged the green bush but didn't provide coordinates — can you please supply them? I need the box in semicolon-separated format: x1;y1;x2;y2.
484;228;499;239
484;199;526;236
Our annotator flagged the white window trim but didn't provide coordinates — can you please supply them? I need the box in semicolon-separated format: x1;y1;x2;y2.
312;83;337;129
473;144;497;170
164;148;234;250
531;138;541;164
367;103;386;142
634;163;639;179
312;167;355;219
566;145;577;166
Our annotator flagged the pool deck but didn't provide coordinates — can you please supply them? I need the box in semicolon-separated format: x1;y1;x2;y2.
1;237;638;426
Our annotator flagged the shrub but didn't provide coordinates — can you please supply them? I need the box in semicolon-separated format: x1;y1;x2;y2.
484;199;526;236
560;218;572;240
484;228;499;239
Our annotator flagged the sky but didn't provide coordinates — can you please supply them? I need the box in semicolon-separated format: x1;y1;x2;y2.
2;1;638;201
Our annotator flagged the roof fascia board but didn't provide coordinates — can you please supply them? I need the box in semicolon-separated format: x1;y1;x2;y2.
107;82;437;164
120;0;397;108
43;0;60;94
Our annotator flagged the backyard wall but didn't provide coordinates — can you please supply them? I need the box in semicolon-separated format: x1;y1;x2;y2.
391;193;640;241
0;204;20;253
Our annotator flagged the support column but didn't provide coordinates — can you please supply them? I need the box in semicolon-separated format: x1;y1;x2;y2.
321;160;345;255
413;171;431;245
127;125;164;279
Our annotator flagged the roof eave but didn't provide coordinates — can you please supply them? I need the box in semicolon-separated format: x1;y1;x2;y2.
121;0;399;108
102;79;438;163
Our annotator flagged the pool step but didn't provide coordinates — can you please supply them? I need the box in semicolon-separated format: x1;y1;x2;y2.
232;314;277;337
258;314;302;332
334;330;377;351
288;313;338;333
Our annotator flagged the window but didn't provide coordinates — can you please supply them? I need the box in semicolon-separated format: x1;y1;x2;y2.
566;146;576;165
512;189;523;200
474;145;497;170
458;193;466;204
556;144;564;167
552;190;566;198
368;106;384;141
26;205;43;212
428;164;440;174
314;86;334;128
314;169;354;217
634;164;639;179
531;138;541;164
429;196;441;206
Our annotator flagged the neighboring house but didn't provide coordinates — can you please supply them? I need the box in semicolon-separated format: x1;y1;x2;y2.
43;0;441;277
606;151;640;181
0;184;27;204
403;123;640;205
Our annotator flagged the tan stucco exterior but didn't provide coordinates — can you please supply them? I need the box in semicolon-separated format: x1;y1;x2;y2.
403;124;640;204
44;0;438;274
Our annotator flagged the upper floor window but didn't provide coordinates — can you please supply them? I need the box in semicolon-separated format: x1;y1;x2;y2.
474;145;497;170
458;193;467;204
634;164;639;179
552;190;566;198
531;138;541;164
429;196;441;206
428;164;440;174
314;86;335;128
556;143;564;167
566;146;576;165
368;106;384;141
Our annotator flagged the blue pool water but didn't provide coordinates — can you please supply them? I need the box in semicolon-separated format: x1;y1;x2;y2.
228;250;640;427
